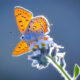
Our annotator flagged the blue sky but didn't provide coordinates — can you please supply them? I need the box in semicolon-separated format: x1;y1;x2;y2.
0;0;80;80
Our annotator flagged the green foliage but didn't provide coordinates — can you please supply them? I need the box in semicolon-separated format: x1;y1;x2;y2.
73;64;80;79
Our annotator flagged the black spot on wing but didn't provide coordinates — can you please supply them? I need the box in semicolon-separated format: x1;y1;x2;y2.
18;13;21;15
15;15;18;17
18;47;21;48
19;20;22;23
22;29;24;31
22;16;24;17
26;20;29;21
21;25;23;27
21;15;26;18
24;16;26;18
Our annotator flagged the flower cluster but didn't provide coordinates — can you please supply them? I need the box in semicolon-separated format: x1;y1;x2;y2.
28;35;66;69
24;34;80;80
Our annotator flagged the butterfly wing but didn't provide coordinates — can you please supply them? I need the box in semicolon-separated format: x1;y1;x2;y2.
28;16;50;34
14;6;33;34
12;40;30;56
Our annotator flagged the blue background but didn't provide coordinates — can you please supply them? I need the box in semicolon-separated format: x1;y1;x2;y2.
0;0;80;80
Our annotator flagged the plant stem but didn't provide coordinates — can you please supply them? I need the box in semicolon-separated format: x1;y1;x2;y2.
47;56;72;80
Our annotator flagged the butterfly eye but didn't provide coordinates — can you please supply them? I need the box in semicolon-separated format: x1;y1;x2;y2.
22;36;24;39
21;36;24;40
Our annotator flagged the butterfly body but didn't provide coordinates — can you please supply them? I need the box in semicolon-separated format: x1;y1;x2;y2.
24;32;44;42
13;6;50;56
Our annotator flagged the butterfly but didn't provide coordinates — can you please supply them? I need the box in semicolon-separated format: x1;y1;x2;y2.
12;6;50;56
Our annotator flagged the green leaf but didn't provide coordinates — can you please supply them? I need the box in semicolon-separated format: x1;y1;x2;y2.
73;64;80;79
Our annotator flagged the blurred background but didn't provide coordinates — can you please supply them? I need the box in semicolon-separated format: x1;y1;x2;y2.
0;0;80;80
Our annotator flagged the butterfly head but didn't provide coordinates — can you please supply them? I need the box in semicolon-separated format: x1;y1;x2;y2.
20;35;31;41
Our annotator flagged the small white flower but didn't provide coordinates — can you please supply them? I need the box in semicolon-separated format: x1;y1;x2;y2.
33;50;41;56
56;52;66;58
32;60;38;66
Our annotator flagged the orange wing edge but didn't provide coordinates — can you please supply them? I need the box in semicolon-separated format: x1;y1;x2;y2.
14;6;33;17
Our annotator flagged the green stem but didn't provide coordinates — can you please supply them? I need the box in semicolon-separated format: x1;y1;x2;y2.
47;56;72;80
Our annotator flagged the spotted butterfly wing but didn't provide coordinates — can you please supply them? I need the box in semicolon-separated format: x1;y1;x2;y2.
14;6;33;34
12;41;30;56
28;16;50;33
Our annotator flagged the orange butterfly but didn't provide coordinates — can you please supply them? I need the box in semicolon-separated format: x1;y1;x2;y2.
12;6;50;56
